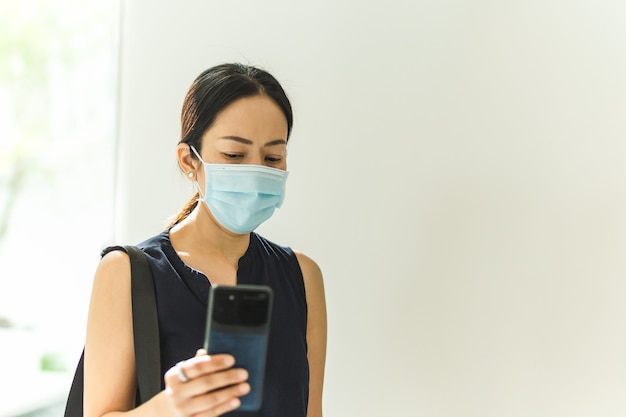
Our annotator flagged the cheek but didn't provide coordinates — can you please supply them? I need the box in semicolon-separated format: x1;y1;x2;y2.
195;171;207;193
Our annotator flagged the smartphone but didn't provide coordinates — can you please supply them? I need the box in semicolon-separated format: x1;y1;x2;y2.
203;284;273;411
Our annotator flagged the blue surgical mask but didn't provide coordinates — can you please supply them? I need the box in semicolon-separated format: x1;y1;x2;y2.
190;146;288;234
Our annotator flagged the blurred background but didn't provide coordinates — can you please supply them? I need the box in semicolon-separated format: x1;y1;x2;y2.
0;0;117;415
1;0;625;416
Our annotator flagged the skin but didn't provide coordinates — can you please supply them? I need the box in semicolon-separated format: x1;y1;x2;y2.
84;95;327;417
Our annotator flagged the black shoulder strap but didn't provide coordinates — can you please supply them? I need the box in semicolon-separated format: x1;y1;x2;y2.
64;350;85;417
125;245;162;402
64;246;160;416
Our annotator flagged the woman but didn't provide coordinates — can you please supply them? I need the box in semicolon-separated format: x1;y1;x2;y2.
84;63;327;417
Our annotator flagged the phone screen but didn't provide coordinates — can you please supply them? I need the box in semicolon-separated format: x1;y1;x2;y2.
204;285;273;411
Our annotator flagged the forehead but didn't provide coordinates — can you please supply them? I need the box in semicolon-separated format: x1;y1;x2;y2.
203;95;288;143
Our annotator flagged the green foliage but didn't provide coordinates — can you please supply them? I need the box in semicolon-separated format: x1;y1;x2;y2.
40;351;69;372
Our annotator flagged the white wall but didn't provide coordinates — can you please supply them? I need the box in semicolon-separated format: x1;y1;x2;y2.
116;1;626;416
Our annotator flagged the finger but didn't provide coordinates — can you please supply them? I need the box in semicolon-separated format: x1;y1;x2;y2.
184;354;236;380
177;382;250;416
184;368;248;397
165;354;235;387
208;397;242;417
196;348;208;357
193;397;241;417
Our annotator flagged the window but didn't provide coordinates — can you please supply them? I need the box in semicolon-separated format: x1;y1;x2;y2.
0;0;120;415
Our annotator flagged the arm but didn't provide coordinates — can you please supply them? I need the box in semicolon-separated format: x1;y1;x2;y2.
84;250;137;416
295;251;327;417
84;250;249;417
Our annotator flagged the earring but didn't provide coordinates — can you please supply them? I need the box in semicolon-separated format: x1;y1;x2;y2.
187;172;194;178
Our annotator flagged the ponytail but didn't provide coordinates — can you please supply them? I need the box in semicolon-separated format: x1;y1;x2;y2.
169;192;200;227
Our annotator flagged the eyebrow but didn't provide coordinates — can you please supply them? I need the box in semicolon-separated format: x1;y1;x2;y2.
219;136;287;147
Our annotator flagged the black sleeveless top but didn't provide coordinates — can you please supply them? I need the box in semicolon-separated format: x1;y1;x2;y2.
106;230;309;416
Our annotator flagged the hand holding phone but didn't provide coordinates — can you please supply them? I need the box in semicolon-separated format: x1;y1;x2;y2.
204;284;273;411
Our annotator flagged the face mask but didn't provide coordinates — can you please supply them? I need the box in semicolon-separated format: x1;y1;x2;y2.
190;146;288;234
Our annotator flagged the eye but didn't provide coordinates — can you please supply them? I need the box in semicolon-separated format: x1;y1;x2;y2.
222;152;243;160
265;155;284;164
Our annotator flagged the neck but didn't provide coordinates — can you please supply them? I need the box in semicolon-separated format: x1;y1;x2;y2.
170;202;250;264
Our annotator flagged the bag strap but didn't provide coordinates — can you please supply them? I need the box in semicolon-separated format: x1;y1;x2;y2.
64;350;85;417
125;245;161;402
64;246;160;416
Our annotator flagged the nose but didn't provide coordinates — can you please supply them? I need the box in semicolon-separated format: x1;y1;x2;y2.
249;152;264;166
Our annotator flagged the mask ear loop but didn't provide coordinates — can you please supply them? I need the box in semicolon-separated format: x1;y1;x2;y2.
189;146;207;202
189;145;206;163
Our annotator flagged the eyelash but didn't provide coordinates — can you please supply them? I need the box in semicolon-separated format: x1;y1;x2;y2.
265;156;283;163
221;153;283;164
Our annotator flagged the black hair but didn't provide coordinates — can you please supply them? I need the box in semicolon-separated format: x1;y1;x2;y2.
180;63;293;155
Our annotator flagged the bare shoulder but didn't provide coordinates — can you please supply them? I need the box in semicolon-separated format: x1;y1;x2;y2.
294;250;324;304
293;250;323;285
89;248;132;326
89;248;132;310
293;249;326;315
97;248;131;275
